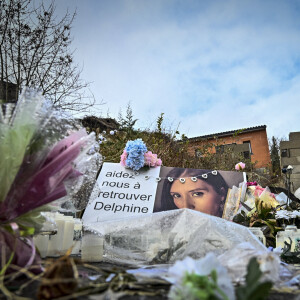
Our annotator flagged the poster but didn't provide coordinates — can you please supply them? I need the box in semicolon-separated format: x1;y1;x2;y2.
82;162;160;223
83;163;245;223
153;166;246;219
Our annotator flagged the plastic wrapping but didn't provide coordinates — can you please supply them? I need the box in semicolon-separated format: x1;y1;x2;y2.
223;182;247;221
84;208;267;266
218;242;280;284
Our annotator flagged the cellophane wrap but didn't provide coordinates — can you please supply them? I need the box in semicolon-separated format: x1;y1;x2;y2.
84;208;267;266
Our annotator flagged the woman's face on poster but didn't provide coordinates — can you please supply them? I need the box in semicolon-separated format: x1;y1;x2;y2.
169;178;225;216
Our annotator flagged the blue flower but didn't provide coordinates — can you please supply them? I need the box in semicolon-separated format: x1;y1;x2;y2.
125;139;147;171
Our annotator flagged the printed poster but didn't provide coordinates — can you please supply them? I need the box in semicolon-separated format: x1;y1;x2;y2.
83;162;245;223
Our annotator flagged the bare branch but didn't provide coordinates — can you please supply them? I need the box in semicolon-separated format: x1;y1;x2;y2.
0;0;96;113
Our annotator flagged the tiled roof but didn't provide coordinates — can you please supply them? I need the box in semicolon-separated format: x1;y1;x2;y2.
188;125;267;141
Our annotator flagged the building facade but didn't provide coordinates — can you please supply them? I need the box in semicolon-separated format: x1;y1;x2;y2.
187;125;271;169
280;132;300;192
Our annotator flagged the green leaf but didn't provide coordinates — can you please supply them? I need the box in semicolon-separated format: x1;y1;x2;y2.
236;257;272;300
245;257;262;288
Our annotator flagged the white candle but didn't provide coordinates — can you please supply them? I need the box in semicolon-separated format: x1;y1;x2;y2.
62;216;75;254
47;213;65;256
34;235;49;258
71;218;83;255
81;232;103;262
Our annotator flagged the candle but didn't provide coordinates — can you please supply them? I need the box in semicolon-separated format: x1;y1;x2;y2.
61;216;75;254
81;231;104;262
71;218;83;256
47;213;66;256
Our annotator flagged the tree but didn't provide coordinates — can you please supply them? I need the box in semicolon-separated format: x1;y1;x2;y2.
117;102;138;133
0;0;94;111
269;136;281;176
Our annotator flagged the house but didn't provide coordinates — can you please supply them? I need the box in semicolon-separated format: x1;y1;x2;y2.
187;125;271;170
280;132;300;192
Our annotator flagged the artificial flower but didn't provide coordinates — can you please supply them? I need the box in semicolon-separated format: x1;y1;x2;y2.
120;150;128;167
235;162;245;171
144;151;162;167
120;139;162;171
124;139;148;171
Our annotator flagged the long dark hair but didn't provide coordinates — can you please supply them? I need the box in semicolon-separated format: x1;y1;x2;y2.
159;168;228;214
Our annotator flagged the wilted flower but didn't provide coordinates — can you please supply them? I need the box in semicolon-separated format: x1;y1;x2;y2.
235;162;245;171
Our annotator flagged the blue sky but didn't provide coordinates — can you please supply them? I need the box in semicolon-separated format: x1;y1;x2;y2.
55;0;300;140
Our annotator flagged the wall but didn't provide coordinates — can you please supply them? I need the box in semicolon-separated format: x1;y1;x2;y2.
280;132;300;192
188;128;271;169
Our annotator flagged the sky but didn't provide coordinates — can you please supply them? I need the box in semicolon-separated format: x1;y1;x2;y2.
54;0;300;140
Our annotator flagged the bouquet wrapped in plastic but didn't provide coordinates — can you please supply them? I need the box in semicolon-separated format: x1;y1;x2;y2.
0;89;101;274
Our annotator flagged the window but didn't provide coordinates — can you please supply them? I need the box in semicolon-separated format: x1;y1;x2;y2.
243;141;252;154
243;151;250;159
281;149;290;157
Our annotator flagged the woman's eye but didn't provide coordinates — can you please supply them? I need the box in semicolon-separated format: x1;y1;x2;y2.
171;193;181;199
192;192;203;197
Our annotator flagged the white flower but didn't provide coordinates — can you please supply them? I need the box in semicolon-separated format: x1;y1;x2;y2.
168;253;235;300
273;247;283;255
287;165;293;170
276;210;300;220
275;210;289;219
102;130;106;134
110;130;115;135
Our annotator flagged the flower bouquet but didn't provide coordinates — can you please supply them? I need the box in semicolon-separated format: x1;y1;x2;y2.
120;139;162;171
0;89;98;276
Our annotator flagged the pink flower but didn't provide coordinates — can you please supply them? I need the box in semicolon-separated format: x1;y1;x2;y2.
156;158;162;166
235;162;245;171
120;150;127;167
144;151;162;167
246;181;257;186
253;185;276;199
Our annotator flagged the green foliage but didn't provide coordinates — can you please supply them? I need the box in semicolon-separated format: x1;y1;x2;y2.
171;270;229;300
118;102;138;133
156;113;164;134
233;198;282;247
280;238;300;264
235;257;273;300
85;107;275;178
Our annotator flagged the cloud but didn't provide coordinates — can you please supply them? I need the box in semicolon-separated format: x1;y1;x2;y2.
57;0;300;139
